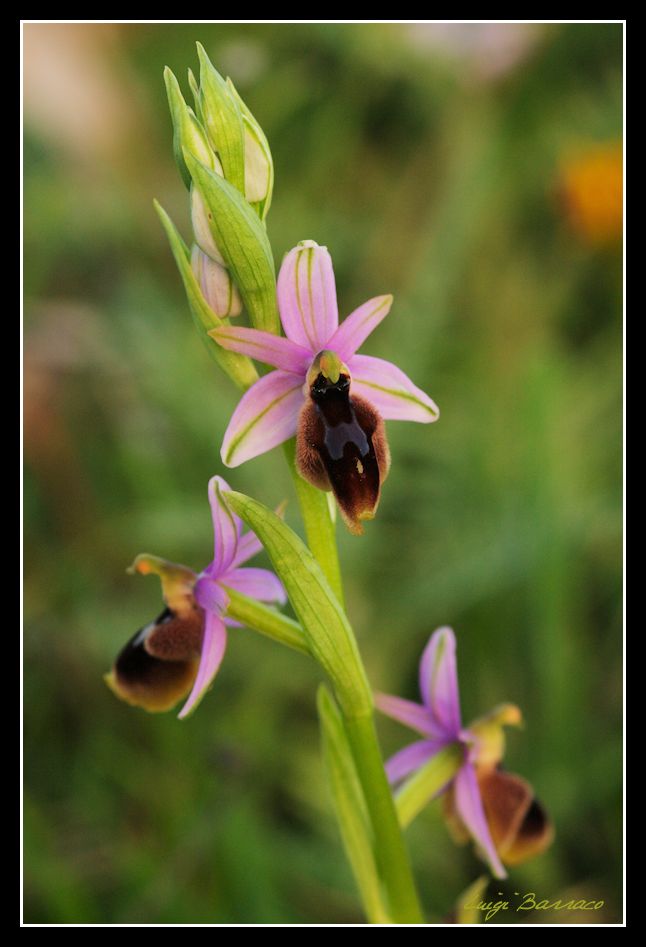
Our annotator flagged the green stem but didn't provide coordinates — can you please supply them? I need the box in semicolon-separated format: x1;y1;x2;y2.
224;587;309;655
344;713;424;923
283;440;344;607
318;686;391;924
284;445;422;923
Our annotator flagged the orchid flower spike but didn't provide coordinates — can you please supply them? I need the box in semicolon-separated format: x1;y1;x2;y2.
376;627;553;878
210;240;439;534
105;476;285;718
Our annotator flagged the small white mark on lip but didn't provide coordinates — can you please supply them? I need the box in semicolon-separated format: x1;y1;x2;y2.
356;459;364;475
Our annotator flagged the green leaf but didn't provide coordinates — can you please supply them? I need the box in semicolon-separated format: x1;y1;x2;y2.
185;152;280;334
318;686;391;924
223;586;309;656
223;490;372;718
154;200;258;391
395;742;463;829
196;42;246;194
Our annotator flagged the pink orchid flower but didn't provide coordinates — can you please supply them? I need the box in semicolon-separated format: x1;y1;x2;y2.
377;627;553;877
377;627;508;878
210;240;439;533
106;476;285;718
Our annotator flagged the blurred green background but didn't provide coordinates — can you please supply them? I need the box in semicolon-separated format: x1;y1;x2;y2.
24;22;623;924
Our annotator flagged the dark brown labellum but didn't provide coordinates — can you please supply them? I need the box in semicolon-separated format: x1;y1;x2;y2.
296;372;390;534
443;765;554;867
478;768;554;865
106;607;203;713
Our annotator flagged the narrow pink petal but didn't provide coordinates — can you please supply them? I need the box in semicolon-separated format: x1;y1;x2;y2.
375;692;446;739
277;241;338;350
328;294;393;360
223;616;244;628
178;611;227;719
210;325;311;374
221;371;305;467
419;627;462;735
384;739;444;784
194;574;229;614
230;529;263;568
348;354;439;423
454;761;507;879
207;476;240;574
219;567;286;605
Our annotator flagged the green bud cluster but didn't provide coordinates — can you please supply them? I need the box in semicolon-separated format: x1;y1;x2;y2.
157;43;280;390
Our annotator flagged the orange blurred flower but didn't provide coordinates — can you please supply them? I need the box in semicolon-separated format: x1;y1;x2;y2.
558;142;623;245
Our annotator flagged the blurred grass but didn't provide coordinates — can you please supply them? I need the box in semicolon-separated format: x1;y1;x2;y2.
24;23;622;923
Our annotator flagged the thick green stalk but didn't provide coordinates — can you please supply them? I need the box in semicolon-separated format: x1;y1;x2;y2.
344;713;424;923
284;446;422;923
282;439;344;606
318;686;391;924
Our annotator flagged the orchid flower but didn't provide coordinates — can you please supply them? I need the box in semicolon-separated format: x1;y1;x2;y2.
106;475;286;719
210;240;439;534
376;627;553;878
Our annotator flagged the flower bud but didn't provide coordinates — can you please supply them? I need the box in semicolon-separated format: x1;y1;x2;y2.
164;66;218;191
226;77;274;213
243;122;272;206
155;200;260;390
191;245;242;319
191;185;226;264
196;42;246;195
191;45;274;215
185;152;280;333
160;46;280;342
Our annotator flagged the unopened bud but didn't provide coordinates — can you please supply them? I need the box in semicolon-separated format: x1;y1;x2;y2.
191;245;242;319
164;66;218;190
227;78;274;213
160;47;280;338
196;43;246;194
191;185;226;265
244;124;272;205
